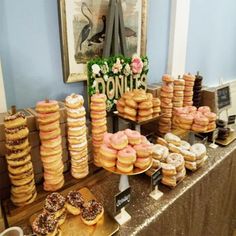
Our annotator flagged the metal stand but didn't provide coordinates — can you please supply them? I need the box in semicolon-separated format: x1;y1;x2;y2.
114;175;131;225
149;186;163;201
188;131;195;145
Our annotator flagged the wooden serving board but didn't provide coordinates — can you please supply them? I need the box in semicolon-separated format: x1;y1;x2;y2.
30;188;119;236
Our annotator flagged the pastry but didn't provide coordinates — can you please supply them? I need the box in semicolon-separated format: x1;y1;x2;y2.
66;190;84;215
110;131;128;150
117;146;136;165
124;129;141;145
4;112;26;129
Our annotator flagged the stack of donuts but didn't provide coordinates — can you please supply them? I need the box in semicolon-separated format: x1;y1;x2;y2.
173;106;217;132
116;89;155;122
4;112;37;206
193;72;203;108
159;74;174;134
152;97;161;117
36;100;64;191
65;93;88;179
99;129;153;173
90;93;107;167
183;73;195;107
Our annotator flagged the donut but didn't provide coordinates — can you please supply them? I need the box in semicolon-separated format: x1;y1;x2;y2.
161;102;173;109
174;79;185;86
164;133;181;146
124;106;137;117
138;101;153;109
161;163;177;176
65;93;84;109
39;128;61;141
168;143;181;153
191;123;207;132
90;110;106;119
197;155;208;168
124;129;141;145
100;156;116;168
185;161;197;171
132;94;147;103
176;167;186;181
41;136;62;149
183;96;193;102
91;93;106;103
146;93;153;100
40;144;62;157
99;144;117;161
68;126;86;137
160;91;173;98
125;99;137;109
117;146;136;165
183;73;195;82
116;160;133;173
180;149;196;161
67;107;86;119
178;114;194;125
138;108;153;117
117;104;124;114
36;100;59;113
183;101;193;106
117;97;125;107
133;143;152;158
161;85;174;93
152;144;169;161
152;159;161;168
5;126;29;141
179;140;191;150
152;98;161;107
190;143;206;159
174;91;184;97
161;113;172;118
6;145;31;160
110;131;128;150
162;74;174;83
123;91;134;100
185;81;194;87
4;112;27;129
161;176;177;187
66;190;84;215
194;114;209;126
37;112;60;124
5;138;29;151
91;118;107;127
166;153;184;171
68;134;87;145
204;112;217;122
43;178;65;192
134;157;151;169
174;85;185;91
69;141;87;152
198;106;210;113
10;173;34;186
156;137;168;146
81;200;104;226
207;122;216;131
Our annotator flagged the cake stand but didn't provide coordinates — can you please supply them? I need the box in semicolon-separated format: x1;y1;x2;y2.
187;128;216;145
103;160;152;225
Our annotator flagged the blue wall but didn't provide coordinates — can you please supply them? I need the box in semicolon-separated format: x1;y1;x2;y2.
0;0;170;108
186;0;236;86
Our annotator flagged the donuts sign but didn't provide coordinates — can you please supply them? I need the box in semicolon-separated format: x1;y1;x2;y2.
87;55;148;111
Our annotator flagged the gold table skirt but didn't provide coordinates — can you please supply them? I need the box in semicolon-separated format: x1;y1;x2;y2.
91;141;236;236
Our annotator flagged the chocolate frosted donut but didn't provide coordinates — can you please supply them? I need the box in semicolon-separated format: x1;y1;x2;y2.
32;212;58;235
81;200;103;221
44;192;65;213
4;112;25;121
4;112;27;129
66;190;84;208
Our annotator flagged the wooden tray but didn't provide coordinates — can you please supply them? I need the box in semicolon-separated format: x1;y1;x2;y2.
30;187;119;236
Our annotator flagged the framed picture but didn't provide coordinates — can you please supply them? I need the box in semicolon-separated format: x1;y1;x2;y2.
58;0;148;83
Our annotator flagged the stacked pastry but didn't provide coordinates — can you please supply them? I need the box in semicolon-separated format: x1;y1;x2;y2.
159;74;174;134
65;93;88;179
183;73;195;107
99;129;152;172
152;97;161;117
90;93;107;167
193;72;203;108
116;89;154;122
36;100;64;191
4;112;37;206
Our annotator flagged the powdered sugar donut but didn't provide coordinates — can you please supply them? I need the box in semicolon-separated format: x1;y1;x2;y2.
65;93;84;108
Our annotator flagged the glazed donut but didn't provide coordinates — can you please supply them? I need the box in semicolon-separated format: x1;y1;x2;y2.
70;148;87;159
197;155;208;168
124;114;136;122
4;112;26;129
140;135;149;144
179;114;194;125
5;126;29;141
207;122;216;131
146;93;153;100
67;107;86;118
191;123;207;132
67;117;86;128
153;107;161;113
132;94;147;103
180;149;196;161
164;133;181;146
190;143;206;159
160;91;173;98
138;108;153;117
204;112;217;122
91;117;107;127
183;101;193;106
179;140;191;150
168;143;181;153
194;114;209;126
68;126;86;136
37;112;60;124
162;74;174;83
91;93;106;103
36;100;59;113
174;79;185;86
161;163;177;176
117;146;136;164
185;81;194;87
39;120;60;132
183;73;195;82
123;91;134;100
65;93;84;108
161;97;172;104
117;97;125;107
174;85;185;91
117;104;124;114
125;99;137;109
40;145;62;157
156;137;168;147
185;161;197;171
174;91;184;97
133;143;152;158
138;101;153;109
66;190;84;215
68;134;86;145
99;144;117;161
166;153;184;171
39;128;61;140
161;85;174;93
134;157;151;169
41;136;62;149
172;97;183;103
183;96;193;102
198;106;210;113
152;159;161;168
152;98;161;107
161;176;177;187
110;131;128;150
116;160;133;173
124;129;141;145
124;106;137;117
100;156;116;168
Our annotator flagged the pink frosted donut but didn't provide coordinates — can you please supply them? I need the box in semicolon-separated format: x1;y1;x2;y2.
140;135;149;144
124;129;141;145
194;114;209;126
185;81;194;87
117;146;136;164
183;101;193;106
184;86;193;92
103;133;113;147
99;144;117;161
186;106;197;113
183;73;195;82
173;107;188;116
161;85;174;93
179;114;194;125
204;112;217;122
192;123;207;132
91;93;107;103
133;143;152;158
110;131;128;150
198;106;211;113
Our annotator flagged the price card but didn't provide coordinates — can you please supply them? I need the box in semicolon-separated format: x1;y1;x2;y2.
115;187;131;213
228;115;236;125
151;168;162;191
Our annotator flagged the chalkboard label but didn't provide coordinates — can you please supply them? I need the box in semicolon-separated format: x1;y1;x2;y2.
217;86;231;110
228;115;236;125
115;187;131;213
151;168;162;190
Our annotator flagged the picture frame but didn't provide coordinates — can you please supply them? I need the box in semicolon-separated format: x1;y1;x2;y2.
58;0;148;83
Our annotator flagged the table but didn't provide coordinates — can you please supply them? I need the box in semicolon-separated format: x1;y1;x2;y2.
8;139;236;236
